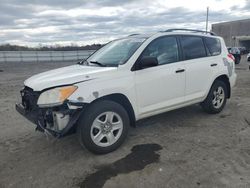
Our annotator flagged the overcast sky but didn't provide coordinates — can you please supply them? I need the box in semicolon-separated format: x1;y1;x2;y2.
0;0;250;46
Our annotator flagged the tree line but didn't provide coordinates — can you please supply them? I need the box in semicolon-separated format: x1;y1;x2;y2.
0;44;103;51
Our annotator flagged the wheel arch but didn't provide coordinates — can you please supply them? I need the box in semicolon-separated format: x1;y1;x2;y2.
89;93;136;127
213;75;231;98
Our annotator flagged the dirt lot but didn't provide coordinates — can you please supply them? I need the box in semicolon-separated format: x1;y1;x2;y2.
0;57;250;188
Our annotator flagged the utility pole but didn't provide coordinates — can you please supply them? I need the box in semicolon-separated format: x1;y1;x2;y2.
206;7;209;33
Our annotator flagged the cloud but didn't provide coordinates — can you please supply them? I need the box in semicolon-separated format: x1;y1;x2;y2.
241;0;250;11
0;0;138;9
0;0;249;46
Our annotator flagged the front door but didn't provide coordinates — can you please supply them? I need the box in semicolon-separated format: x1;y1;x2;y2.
134;36;186;118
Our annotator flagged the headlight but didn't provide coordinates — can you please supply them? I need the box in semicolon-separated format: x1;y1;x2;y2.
37;86;78;107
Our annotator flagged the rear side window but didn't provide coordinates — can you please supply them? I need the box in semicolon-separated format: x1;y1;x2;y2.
204;37;221;56
181;36;206;60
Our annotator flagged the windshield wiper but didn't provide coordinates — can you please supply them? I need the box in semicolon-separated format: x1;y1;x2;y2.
89;61;106;67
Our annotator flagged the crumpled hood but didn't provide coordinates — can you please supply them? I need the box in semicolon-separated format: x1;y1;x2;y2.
24;65;117;91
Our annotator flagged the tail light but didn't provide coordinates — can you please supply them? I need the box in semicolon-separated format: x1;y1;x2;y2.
227;54;235;62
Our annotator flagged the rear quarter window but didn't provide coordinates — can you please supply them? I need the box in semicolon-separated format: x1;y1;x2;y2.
204;37;221;56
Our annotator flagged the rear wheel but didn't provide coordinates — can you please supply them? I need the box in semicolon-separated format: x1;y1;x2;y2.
77;100;129;154
201;80;227;114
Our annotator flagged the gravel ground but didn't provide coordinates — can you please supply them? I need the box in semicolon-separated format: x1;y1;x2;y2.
0;57;250;188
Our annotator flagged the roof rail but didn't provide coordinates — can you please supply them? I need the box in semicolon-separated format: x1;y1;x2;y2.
164;29;217;36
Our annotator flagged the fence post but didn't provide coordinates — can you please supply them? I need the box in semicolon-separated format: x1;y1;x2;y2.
77;50;79;61
20;51;23;62
36;51;39;63
3;51;7;63
50;51;53;62
62;51;64;62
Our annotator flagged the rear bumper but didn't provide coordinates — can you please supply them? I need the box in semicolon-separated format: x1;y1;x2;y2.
230;73;237;88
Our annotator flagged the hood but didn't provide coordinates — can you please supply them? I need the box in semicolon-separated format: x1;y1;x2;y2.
24;65;117;91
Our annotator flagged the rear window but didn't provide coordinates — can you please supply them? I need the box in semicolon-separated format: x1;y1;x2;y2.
181;36;207;60
204;37;221;56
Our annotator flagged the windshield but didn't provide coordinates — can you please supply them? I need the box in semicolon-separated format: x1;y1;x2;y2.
86;37;146;66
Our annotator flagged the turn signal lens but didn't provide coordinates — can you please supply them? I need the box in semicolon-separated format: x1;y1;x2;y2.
59;86;78;102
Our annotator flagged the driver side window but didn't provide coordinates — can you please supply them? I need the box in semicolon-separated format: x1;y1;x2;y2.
141;36;179;65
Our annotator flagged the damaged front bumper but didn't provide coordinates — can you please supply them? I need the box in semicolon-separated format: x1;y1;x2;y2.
16;103;83;137
15;87;84;138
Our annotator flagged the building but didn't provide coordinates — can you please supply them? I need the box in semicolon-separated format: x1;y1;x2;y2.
212;18;250;49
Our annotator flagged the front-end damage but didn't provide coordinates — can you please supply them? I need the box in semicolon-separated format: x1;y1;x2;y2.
16;86;84;138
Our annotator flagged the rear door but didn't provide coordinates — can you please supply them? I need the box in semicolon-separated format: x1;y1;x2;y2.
180;35;220;101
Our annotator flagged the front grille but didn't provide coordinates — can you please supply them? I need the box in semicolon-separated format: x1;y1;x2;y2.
21;87;40;111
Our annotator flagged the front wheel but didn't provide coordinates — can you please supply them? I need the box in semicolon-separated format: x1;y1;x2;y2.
201;80;228;114
77;100;129;154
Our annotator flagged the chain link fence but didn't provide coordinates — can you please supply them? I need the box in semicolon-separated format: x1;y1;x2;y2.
0;50;96;63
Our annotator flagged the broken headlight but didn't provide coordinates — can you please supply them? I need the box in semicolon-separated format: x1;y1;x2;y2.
37;85;77;107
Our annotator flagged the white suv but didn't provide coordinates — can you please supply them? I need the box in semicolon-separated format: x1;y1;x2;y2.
16;29;237;154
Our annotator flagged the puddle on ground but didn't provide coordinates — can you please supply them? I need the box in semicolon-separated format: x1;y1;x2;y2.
78;143;162;188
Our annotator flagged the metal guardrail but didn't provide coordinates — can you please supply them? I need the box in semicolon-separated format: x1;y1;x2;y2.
0;50;96;63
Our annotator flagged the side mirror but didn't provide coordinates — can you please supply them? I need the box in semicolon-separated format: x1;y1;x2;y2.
140;56;158;69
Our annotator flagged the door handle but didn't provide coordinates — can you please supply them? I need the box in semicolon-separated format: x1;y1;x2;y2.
175;69;185;73
210;63;218;67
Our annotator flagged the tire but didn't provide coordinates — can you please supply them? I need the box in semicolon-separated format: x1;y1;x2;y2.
235;56;240;64
201;80;228;114
77;100;129;154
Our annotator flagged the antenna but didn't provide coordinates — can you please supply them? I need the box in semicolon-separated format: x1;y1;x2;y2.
206;7;209;33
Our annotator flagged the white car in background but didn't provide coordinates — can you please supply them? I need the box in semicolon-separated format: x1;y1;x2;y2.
247;53;250;61
16;29;237;154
